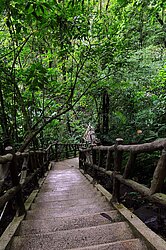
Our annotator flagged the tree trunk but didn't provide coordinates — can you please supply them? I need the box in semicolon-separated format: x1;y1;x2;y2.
102;89;109;134
0;82;11;147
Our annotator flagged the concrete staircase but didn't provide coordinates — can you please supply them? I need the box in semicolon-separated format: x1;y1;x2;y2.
9;158;148;250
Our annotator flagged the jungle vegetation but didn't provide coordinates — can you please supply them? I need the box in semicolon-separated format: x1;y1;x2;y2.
0;0;165;152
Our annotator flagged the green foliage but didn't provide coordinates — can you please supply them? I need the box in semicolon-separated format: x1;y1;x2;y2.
0;0;165;150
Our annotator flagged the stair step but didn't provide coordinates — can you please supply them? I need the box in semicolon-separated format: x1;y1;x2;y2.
17;211;121;235
47;170;81;177
43;174;87;182
32;196;108;209
39;188;96;194
35;190;103;202
43;180;91;186
39;184;97;193
70;239;147;250
51;159;79;171
26;203;114;220
46;172;83;179
11;222;134;250
46;172;85;178
41;181;92;187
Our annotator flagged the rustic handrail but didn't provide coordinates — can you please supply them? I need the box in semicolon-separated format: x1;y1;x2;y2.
79;138;166;207
92;138;166;153
0;142;83;220
0;150;46;212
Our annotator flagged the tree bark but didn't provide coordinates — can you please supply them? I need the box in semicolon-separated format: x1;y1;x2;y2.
0;82;11;146
102;89;109;134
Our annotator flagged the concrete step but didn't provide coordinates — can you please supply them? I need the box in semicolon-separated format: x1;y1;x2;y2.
47;169;81;176
35;191;103;203
43;179;91;186
37;187;100;198
26;203;114;220
50;158;79;171
31;196;109;209
70;239;147;250
39;184;97;193
17;211;121;235
40;180;92;188
11;222;135;250
45;174;85;182
40;184;97;194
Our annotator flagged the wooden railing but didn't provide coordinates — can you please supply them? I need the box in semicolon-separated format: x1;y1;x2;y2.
79;138;166;207
47;142;84;162
0;142;82;227
0;147;47;218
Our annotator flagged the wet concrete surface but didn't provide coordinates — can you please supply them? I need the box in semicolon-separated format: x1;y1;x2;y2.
9;158;148;250
12;223;134;249
18;211;121;235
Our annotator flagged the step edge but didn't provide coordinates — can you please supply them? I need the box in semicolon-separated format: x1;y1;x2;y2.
20;210;120;223
12;221;131;239
69;238;146;250
17;214;122;235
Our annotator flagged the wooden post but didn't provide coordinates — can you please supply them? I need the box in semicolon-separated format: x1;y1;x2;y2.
112;138;123;203
98;150;103;168
40;152;45;176
92;148;97;165
123;152;137;179
31;153;39;187
51;146;54;161
74;144;77;158
46;148;49;165
43;150;48;171
19;156;28;185
8;147;26;216
83;151;87;173
92;148;97;179
79;150;83;169
106;149;113;170
55;143;58;162
66;144;69;159
150;148;166;195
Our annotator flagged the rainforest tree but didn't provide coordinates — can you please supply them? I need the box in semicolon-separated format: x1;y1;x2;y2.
0;0;165;151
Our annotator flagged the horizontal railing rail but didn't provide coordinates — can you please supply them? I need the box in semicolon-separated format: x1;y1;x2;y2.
79;138;166;207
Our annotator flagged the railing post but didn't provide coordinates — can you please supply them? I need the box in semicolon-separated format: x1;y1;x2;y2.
47;148;50;165
92;148;97;165
106;149;113;170
83;151;87;173
43;150;48;171
98;149;103;168
8;147;26;216
150;148;166;195
79;149;83;169
31;152;39;187
66;144;69;159
39;151;45;176
20;156;28;185
112;138;123;203
55;143;58;161
123;152;137;179
74;144;77;158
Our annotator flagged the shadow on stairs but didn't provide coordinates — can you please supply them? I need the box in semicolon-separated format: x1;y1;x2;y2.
3;158;166;249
